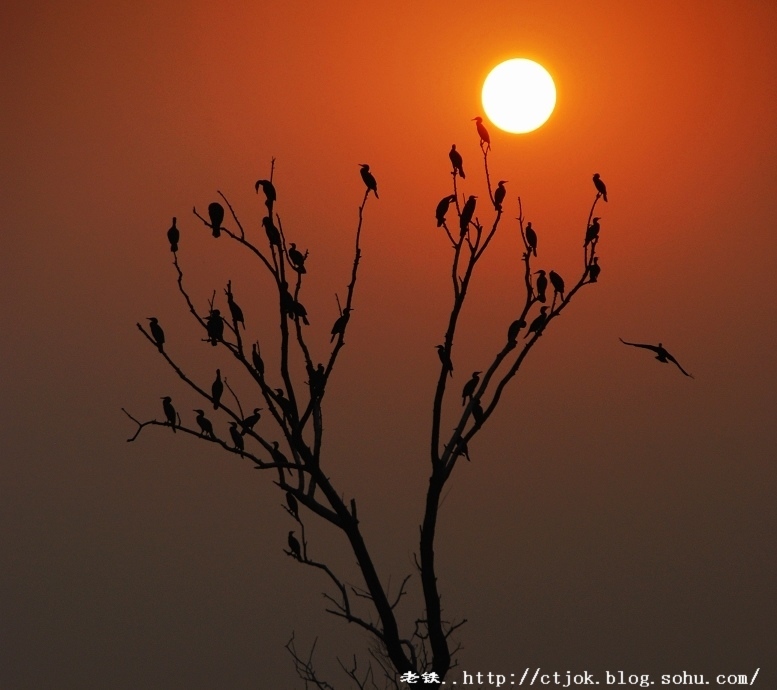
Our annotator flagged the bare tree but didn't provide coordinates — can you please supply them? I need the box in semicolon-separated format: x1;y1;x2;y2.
124;132;607;688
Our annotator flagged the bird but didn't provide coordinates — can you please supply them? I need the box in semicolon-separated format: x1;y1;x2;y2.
460;195;477;235
208;202;224;238
471;399;485;426
241;407;262;434
206;309;224;346
262;216;281;247
251;343;265;376
330;307;352;342
211;369;223;410
229;422;244;453
593;173;608;202
161;396;177;432
359;164;379;198
193;409;215;438
147;317;165;352
274;390;294;422
435;194;457;227
507;319;526;342
271;440;289;465
525;306;549;338
587;257;601;283
534;270;548;303
291;298;310;325
493;180;507;210
309;363;326;398
436;344;453;377
286;491;299;519
254;179;276;208
288;530;301;559
473;116;491;149
455;437;470;461
549;270;565;300
288;243;307;273
619;338;693;378
167;217;179;253
225;281;245;329
584;217;601;247
525;222;538;256
280;282;296;318
461;371;481;405
449;144;465;178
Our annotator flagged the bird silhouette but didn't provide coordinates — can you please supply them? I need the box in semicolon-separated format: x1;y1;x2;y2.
587;257;601;283
436;345;453;377
330;307;352;342
460;195;477;235
593;173;608;202
549;270;565;300
493;180;508;210
473;116;491;149
526;306;549;338
525;222;538;257
288;530;302;559
456;437;470;461
161;396;176;432
584;217;601;247
254;179;277;208
211;369;223;410
274;390;294;423
206;309;224;346
472;399;485;426
507;319;526;342
147;317;165;352
241;407;262;434
167;217;179;253
229;422;244;453
208;202;224;238
461;371;481;405
291;298;310;325
251;343;265;376
534;270;548;303
619;338;693;378
435;194;457;227
359;164;379;198
262;216;281;247
271;440;289;466
449;145;465;178
286;491;299;519
309;363;326;398
225;281;245;329
194;409;215;438
288;243;307;273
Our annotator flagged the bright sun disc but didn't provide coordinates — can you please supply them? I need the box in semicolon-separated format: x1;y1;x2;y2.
482;59;556;134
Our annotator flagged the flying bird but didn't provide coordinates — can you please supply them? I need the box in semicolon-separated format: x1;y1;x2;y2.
584;217;601;247
619;338;693;378
147;317;165;352
493;180;507;210
473;116;491;149
461;371;481;405
525;306;549;338
211;369;223;410
587;257;601;283
449;144;465;178
359;164;379;198
229;422;244;453
254;179;276;208
330;307;352;342
262;216;281;247
167;217;179;253
161;396;177;432
287;243;307;273
549;270;565;300
534;270;548;303
593;173;608;202
208;202;224;238
460;195;477;235
206;309;224;346
436;344;453;377
435;194;457;227
225;281;245;329
193;409;215;438
241;408;262;434
525;222;538;256
288;531;302;559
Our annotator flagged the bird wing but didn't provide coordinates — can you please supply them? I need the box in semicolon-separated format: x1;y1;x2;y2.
665;352;694;378
619;338;659;353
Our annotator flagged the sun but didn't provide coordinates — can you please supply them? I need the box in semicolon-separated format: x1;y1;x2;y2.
482;59;556;134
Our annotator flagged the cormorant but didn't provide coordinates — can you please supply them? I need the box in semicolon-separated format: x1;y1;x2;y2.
229;422;244;453
359;164;379;198
330;307;352;342
472;399;485;426
593;173;608;202
280;282;295;317
534;270;548;303
456;437;470;461
587;257;601;283
288;243;307;273
167;217;179;253
549;270;565;300
262;216;281;247
206;309;224;346
584;217;601;247
225;281;245;329
288;530;301;559
251;342;265;376
254;179;277;208
449;145;465;178
525;306;549;338
286;491;299;519
507;319;526;342
208;202;224;238
436;344;453;377
271;440;289;465
241;407;262;434
435;194;457;227
473;116;491;149
462;371;481;405
274;390;294;422
619;338;693;378
161;396;176;432
211;369;223;410
147;317;165;352
291;299;310;325
460;195;477;235
493;180;507;210
309;363;326;398
525;222;538;256
193;409;215;438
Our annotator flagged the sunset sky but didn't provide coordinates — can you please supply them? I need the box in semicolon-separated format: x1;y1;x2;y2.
2;1;776;687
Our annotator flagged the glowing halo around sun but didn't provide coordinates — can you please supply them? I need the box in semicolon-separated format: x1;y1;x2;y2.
482;59;556;134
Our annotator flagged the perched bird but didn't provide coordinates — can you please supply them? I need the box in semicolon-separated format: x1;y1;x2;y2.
507;319;526;342
525;306;549;338
280;282;295;318
493;180;507;210
211;369;223;410
460;195;477;235
473;116;491;149
587;257;601;283
584;217;601;247
286;491;299;519
229;422;244;453
449;144;465;178
225;281;245;329
461;371;481;406
549;270;565;300
262;216;281;247
359;164;379;198
330;307;352;342
241;407;262;434
208;202;224;238
167;217;179;253
593;173;608;202
435;194;457;227
455;437;470;461
193;409;215;438
288;530;302;559
525;222;538;256
471;400;485;426
161;396;177;432
147;317;165;352
271;440;289;465
534;270;548;303
436;344;453;377
291;299;310;325
251;343;265;376
206;309;224;346
619;338;693;378
309;363;326;398
288;243;307;274
254;179;277;208
274;389;294;422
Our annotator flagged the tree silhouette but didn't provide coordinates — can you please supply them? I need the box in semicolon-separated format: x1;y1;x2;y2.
123;132;607;688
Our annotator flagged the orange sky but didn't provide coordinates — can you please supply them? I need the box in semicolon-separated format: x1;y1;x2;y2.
2;1;776;686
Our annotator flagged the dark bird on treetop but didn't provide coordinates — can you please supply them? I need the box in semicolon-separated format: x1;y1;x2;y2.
271;440;289;466
211;369;223;410
288;531;302;559
286;491;299;519
167;217;179;253
593;173;608;202
206;309;224;346
460;195;477;235
507;318;526;342
147;317;165;352
254;179;276;208
525;306;549;338
435;195;457;227
549;270;565;300
473;116;491;149
288;243;307;273
208;202;224;238
262;216;281;247
436;344;453;377
229;422;244;453
291;298;310;326
619;338;693;378
584;217;601;247
462;371;481;405
225;281;245;329
587;257;601;283
274;389;294;422
534;270;548;303
241;408;262;434
359;164;379;198
161;396;176;432
330;307;352;342
194;409;215;438
493;180;508;210
449;144;465;178
525;222;538;256
472;399;485;426
251;343;265;376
